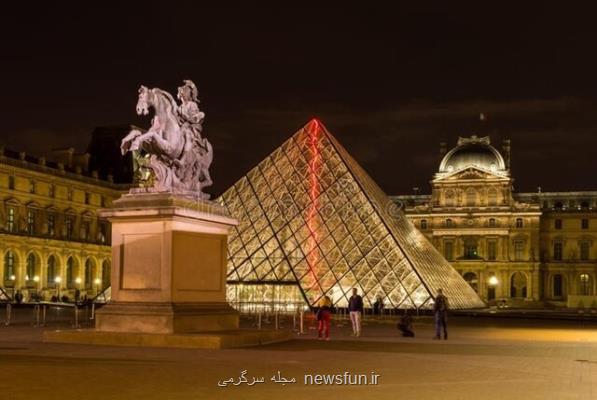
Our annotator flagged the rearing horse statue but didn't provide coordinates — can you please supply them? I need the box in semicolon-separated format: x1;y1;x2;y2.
120;82;213;199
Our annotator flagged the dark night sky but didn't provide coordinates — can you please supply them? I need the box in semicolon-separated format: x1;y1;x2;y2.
2;2;597;196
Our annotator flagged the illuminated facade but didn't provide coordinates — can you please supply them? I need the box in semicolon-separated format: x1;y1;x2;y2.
218;120;483;310
0;145;124;301
394;135;597;307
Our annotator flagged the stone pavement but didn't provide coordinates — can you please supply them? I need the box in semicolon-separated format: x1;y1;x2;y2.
1;310;597;400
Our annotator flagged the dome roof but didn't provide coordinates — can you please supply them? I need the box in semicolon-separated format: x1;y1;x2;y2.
438;136;506;174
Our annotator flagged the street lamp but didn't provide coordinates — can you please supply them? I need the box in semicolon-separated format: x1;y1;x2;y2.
488;276;499;286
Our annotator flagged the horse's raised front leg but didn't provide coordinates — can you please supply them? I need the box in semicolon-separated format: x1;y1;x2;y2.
121;129;143;155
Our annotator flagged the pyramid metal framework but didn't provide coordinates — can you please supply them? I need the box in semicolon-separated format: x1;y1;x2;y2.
217;120;484;309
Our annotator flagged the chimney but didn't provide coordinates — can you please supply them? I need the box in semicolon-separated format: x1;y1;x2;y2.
502;139;511;169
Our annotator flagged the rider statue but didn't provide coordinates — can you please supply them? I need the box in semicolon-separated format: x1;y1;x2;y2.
120;79;214;199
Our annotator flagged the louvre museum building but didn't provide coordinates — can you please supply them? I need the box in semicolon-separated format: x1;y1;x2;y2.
1;121;596;310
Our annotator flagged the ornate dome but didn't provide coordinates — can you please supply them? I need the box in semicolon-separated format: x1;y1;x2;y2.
438;136;506;174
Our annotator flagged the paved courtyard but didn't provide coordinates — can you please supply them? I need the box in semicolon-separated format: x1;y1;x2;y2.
1;309;597;400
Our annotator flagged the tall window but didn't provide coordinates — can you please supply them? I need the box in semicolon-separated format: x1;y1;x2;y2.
466;188;476;207
553;242;563;261
487;189;498;206
579;274;592;295
84;192;90;205
99;222;107;244
420;219;428;230
6;207;15;232
444;241;454;261
463;238;478;259
580;241;590;261
27;209;36;234
446;219;454;228
47;214;55;236
66;217;73;239
29;179;35;194
487;240;497;261
26;253;35;281
46;255;56;286
67;189;73;201
66;257;75;289
514;240;524;261
4;251;15;282
463;272;478;292
582;219;589;229
8;176;15;190
80;220;89;241
515;218;523;228
555;219;562;230
85;259;93;289
48;184;55;198
553;274;563;297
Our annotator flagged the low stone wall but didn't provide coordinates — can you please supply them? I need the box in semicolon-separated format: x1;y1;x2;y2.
567;295;597;309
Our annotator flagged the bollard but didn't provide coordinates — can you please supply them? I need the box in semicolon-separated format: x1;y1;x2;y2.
42;305;47;326
275;309;279;330
257;310;262;330
91;303;95;320
74;305;79;328
293;310;297;329
5;303;11;326
299;309;304;335
35;304;40;327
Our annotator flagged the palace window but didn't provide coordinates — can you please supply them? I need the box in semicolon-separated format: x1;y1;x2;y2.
85;259;93;289
555;219;562;230
67;189;73;201
515;218;523;228
514;240;524;261
100;196;106;208
46;256;56;286
99;222;108;244
48;184;55;198
4;251;15;283
444;190;455;207
27;209;36;235
420;219;428;230
6;207;15;232
488;218;496;227
487;240;497;261
466;188;476;207
582;219;589;230
66;257;75;289
579;274;592;296
487;189;498;206
47;214;55;236
553;242;563;261
580;241;590;261
65;217;74;239
8;176;15;190
26;253;35;281
463;238;479;259
85;192;90;205
445;218;454;228
444;241;454;261
553;274;563;297
80;220;90;241
29;180;35;194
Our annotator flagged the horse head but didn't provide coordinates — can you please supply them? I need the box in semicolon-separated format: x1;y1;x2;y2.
136;85;151;116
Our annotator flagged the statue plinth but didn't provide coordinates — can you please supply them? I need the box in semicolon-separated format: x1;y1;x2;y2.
95;192;239;334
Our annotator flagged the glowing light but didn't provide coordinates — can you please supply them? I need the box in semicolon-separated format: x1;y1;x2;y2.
9;275;15;281
33;276;39;282
94;278;101;285
54;276;62;283
488;276;499;286
305;119;321;294
75;277;82;284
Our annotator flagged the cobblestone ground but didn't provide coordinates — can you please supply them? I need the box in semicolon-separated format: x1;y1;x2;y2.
1;307;597;400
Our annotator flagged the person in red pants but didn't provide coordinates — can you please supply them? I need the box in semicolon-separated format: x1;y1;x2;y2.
317;295;332;341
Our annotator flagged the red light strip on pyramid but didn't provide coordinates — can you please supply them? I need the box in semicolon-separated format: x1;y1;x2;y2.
306;119;321;294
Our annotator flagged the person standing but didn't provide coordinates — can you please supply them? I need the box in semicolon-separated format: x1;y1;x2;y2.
348;288;364;337
433;288;449;340
398;309;415;337
317;295;332;341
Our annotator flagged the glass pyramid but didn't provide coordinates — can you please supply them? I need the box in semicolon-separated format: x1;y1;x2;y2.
217;120;484;309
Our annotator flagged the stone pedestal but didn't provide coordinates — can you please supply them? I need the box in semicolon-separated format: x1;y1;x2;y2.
95;192;239;334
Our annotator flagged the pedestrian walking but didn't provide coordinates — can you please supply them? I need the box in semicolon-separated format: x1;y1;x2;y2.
316;295;332;340
433;288;449;340
348;288;363;337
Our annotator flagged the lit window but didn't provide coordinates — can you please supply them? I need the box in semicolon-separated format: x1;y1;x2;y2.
580;274;592;295
463;238;478;259
6;207;15;232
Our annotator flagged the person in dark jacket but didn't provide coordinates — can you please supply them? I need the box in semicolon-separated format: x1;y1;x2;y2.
398;310;415;337
316;295;332;340
348;288;364;337
14;290;23;304
433;288;449;340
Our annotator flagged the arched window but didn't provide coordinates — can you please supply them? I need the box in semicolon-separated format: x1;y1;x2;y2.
510;272;528;298
553;274;563;297
101;260;110;289
446;218;454;228
579;274;592;296
466;188;477;207
487;188;498;206
4;251;15;284
84;259;94;290
66;257;75;289
463;272;478;293
47;255;56;286
26;253;36;281
488;218;496;227
420;219;428;230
